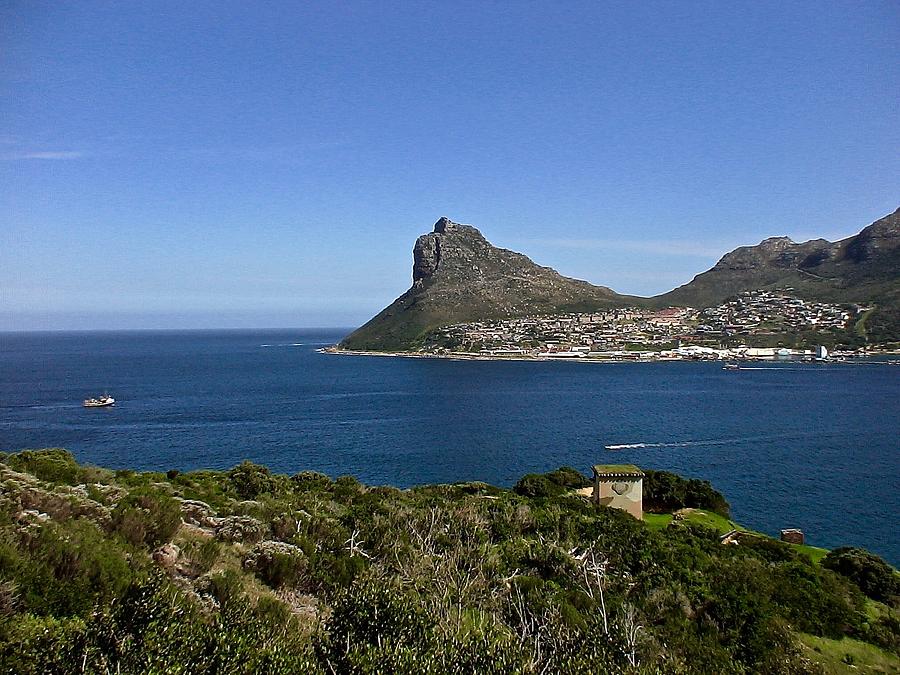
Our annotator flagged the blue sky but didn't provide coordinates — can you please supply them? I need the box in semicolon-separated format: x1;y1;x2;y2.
1;1;898;330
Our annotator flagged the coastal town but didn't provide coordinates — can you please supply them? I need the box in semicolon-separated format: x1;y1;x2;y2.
419;290;871;362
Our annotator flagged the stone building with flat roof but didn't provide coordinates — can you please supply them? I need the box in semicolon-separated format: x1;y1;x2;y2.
592;465;644;519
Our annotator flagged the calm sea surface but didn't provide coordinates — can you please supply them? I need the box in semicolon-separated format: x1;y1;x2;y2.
1;329;898;564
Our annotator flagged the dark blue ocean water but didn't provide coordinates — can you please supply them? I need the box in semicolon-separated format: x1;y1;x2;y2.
1;329;898;564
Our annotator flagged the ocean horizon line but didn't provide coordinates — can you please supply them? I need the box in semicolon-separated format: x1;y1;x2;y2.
0;326;354;335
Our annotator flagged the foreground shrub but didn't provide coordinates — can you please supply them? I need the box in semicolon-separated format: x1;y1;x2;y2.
544;466;590;489
514;474;565;499
317;581;436;671
110;490;182;548
228;461;280;500
291;470;332;490
770;561;864;638
0;574;320;674
2;520;132;617
1;451;897;673
643;469;730;516
822;547;900;606
514;466;590;499
243;540;308;589
6;449;80;485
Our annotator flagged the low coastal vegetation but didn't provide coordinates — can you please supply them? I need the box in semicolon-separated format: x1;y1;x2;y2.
0;449;897;674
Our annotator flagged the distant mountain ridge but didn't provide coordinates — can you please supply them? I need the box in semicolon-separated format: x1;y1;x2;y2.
657;207;899;308
340;208;900;350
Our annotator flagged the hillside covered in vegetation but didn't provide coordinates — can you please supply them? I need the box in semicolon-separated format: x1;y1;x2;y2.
0;449;897;674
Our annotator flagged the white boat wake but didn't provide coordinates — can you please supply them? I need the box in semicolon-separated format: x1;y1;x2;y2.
605;441;725;450
605;432;824;450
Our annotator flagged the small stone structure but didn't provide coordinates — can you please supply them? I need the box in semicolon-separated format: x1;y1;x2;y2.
780;528;804;545
592;465;644;519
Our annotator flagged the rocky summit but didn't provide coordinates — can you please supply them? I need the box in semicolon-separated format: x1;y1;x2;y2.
340;217;635;350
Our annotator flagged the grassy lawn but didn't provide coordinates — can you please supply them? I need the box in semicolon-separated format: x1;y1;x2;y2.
643;512;672;531
793;542;829;564
644;508;736;535
798;633;899;674
675;508;738;535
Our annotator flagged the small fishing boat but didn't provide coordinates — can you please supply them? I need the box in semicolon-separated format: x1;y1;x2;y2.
722;363;740;371
83;394;115;408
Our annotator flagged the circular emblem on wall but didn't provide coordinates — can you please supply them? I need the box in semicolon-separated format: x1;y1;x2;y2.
612;481;630;495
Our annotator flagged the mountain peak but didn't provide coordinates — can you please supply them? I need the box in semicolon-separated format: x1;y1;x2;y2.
341;217;631;350
759;236;795;247
433;216;458;233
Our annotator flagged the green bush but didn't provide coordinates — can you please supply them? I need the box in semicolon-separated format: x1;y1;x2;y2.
643;469;730;516
6;449;81;485
110;490;182;548
513;474;564;499
822;547;900;605
0;574;320;674
243;541;307;589
770;561;864;638
738;535;799;564
228;461;280;500
318;581;435;670
310;550;368;591
861;610;900;654
700;558;784;667
513;467;589;499
255;594;292;625
333;475;365;499
204;568;245;608
544;466;590;489
180;536;220;573
291;470;332;490
4;520;132;617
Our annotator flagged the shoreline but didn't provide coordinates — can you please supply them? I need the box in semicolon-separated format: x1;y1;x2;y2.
320;346;900;365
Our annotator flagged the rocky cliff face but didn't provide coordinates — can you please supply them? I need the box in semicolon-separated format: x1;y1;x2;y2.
845;207;900;263
340;217;635;351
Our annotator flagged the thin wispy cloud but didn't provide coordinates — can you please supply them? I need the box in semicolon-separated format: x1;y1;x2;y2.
1;150;84;160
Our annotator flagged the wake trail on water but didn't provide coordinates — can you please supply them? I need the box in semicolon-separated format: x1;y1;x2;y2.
605;432;828;451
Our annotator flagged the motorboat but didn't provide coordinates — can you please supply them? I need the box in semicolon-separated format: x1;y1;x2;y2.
83;394;115;408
